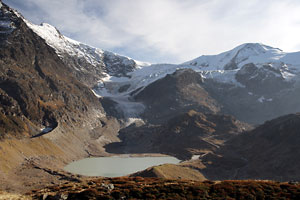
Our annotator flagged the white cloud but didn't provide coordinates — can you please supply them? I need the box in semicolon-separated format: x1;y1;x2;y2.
5;0;300;63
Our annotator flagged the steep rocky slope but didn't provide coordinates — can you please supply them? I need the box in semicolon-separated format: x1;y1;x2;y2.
202;63;300;124
0;2;105;138
106;110;251;160
26;22;148;88
0;1;121;192
199;113;300;181
134;69;221;123
93;43;300;124
129;113;300;182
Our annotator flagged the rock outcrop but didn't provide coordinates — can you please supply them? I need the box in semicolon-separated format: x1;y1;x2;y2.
0;2;104;139
135;69;221;123
200;113;300;181
106;110;251;160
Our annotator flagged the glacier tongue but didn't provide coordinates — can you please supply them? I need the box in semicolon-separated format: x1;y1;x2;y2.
93;78;145;120
114;96;145;118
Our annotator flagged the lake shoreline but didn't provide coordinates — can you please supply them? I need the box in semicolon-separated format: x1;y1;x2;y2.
64;154;181;177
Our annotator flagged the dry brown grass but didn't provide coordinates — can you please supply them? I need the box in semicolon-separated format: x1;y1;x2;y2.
0;191;31;200
37;99;65;110
148;164;206;181
28;177;300;200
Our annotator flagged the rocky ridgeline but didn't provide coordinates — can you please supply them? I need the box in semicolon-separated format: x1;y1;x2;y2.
200;113;300;181
0;2;105;138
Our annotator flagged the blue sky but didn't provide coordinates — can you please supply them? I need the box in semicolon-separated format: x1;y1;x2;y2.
4;0;300;64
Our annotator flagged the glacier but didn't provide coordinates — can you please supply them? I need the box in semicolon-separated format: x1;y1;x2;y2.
19;17;300;121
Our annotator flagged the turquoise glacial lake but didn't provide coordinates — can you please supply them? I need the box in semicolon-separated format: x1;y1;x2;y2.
64;155;180;177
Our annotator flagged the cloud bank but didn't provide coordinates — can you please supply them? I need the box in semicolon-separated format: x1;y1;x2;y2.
5;0;300;63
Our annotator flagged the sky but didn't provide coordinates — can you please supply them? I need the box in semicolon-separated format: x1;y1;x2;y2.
4;0;300;64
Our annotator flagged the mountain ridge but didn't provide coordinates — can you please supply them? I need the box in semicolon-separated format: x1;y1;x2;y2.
199;112;300;181
1;1;300;194
21;15;300;91
0;1;121;192
24;20;149;87
0;2;105;138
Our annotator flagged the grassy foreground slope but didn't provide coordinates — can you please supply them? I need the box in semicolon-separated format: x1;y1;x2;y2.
24;177;300;200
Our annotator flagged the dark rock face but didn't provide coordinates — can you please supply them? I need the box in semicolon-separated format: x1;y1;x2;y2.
181;44;300;124
105;110;251;160
0;2;103;138
235;63;291;95
201;113;300;181
128;62;299;125
55;45;137;88
0;3;18;44
202;63;299;125
103;51;137;77
28;22;138;88
57;49;107;88
224;60;238;70
134;69;221;123
100;97;124;120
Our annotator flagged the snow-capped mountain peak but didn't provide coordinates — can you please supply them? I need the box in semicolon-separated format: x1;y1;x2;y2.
27;22;71;53
9;6;300;123
25;20;150;82
235;43;282;53
21;12;300;90
183;42;289;70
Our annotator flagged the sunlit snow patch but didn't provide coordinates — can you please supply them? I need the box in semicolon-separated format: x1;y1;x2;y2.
258;96;273;103
191;155;201;160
